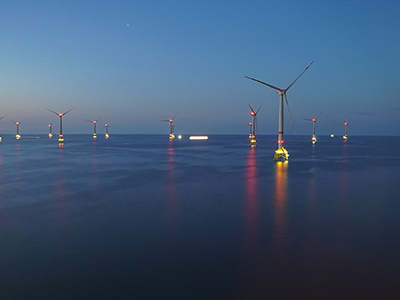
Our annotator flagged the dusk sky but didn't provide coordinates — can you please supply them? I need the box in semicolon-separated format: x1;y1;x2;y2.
1;0;399;135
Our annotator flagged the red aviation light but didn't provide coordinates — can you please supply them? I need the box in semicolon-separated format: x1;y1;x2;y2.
250;111;255;116
249;122;252;126
344;122;348;125
93;121;97;124
169;119;173;123
16;122;19;125
58;113;63;117
312;119;316;122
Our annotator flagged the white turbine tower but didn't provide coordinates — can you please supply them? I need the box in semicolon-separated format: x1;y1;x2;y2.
304;111;322;144
245;61;313;161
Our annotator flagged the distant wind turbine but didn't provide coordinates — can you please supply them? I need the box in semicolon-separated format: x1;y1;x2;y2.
10;120;22;140
343;119;350;141
245;61;313;161
248;105;261;147
48;123;53;139
160;113;177;141
304;111;322;144
105;123;109;139
45;107;75;144
86;117;102;140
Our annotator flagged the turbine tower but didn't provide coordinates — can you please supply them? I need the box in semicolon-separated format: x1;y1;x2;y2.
48;123;53;139
45;107;75;144
248;122;252;140
304;111;322;144
248;105;261;147
105;123;109;139
343;120;349;141
245;61;313;161
161;113;177;141
11;120;21;140
86;117;101;140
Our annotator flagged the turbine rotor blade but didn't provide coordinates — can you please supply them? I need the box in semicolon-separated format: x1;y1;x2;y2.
45;107;59;115
0;114;8;121
304;118;313;121
248;104;255;113
284;61;314;92
256;105;262;114
283;93;297;138
172;112;177;120
316;110;323;121
245;76;283;92
63;107;75;116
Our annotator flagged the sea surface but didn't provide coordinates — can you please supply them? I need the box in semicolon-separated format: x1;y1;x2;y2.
0;134;399;299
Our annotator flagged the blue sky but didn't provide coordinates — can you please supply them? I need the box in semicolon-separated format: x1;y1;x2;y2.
1;0;399;135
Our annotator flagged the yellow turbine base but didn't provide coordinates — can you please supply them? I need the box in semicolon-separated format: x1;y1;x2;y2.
274;147;289;161
312;137;317;144
169;134;175;141
250;139;257;147
343;135;347;140
16;134;21;140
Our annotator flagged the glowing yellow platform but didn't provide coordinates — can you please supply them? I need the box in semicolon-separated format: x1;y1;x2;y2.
274;147;289;161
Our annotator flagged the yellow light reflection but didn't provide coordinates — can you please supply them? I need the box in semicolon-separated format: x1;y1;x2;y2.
273;161;289;254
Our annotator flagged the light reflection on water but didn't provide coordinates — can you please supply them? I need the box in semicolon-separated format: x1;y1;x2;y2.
273;160;289;256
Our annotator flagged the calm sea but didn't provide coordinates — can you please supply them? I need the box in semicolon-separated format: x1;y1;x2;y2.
0;134;399;299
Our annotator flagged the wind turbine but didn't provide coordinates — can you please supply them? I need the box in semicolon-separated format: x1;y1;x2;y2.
105;123;109;139
45;107;75;144
304;111;322;144
248;105;261;147
48;123;53;139
343;120;349;141
245;61;313;161
0;114;7;142
161;113;177;141
248;122;252;140
10;120;21;140
86;117;102;140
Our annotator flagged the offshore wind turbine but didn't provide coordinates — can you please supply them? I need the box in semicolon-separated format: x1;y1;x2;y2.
86;117;102;140
105;123;109;139
245;61;313;161
160;113;177;141
45;107;75;144
248;122;252;140
343;120;349;141
304;111;322;144
248;105;261;147
48;123;53;139
10;120;21;139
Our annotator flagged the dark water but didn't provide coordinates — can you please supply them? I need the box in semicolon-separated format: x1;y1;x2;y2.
0;134;399;299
